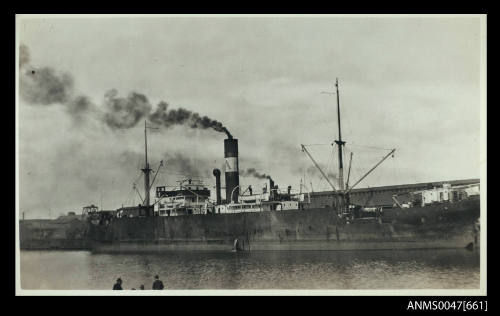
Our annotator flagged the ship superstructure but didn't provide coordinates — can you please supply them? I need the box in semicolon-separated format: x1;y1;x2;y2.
155;179;212;216
213;178;309;214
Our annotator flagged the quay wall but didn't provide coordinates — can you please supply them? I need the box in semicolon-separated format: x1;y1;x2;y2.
19;218;90;250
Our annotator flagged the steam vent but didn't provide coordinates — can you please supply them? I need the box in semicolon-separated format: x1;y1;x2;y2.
224;138;239;203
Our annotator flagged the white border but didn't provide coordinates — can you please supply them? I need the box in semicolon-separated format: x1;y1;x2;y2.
16;14;485;18
15;14;487;296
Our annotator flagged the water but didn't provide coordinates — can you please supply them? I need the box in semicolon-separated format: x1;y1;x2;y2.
20;249;479;290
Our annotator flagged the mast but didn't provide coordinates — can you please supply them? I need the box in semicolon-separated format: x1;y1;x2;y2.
142;120;152;210
334;78;346;191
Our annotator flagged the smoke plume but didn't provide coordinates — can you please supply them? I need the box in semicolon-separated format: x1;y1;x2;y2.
20;67;74;105
18;44;232;137
164;152;212;178
150;101;232;138
19;44;95;123
67;95;96;119
241;168;272;181
104;89;152;130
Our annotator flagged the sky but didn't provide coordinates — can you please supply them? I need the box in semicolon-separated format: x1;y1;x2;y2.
16;15;484;219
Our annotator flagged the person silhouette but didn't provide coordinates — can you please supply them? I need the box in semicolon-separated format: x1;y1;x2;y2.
152;275;164;290
113;278;123;290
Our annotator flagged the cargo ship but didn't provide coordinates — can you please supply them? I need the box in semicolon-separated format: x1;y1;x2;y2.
80;79;480;253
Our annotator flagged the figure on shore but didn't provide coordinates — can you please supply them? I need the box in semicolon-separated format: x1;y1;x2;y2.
113;278;123;290
152;275;164;290
140;285;145;290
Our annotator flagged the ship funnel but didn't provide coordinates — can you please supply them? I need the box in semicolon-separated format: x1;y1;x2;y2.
269;177;275;200
224;138;239;203
213;169;222;205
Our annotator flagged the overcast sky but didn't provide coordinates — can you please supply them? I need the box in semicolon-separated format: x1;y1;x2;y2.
16;15;484;219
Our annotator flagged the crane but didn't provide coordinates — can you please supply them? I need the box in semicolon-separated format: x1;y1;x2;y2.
301;144;337;192
345;149;396;194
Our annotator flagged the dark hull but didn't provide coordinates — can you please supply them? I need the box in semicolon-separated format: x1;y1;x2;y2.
88;198;480;253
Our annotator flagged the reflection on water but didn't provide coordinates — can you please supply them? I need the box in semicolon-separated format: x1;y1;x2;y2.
20;249;479;290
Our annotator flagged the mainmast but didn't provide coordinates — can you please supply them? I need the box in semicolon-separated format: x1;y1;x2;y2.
142;120;152;209
334;78;346;191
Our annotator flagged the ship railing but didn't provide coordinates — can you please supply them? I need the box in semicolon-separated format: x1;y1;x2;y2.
227;203;263;213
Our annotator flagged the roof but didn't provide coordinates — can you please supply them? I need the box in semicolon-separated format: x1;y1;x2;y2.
309;178;479;207
310;178;479;197
349;190;407;207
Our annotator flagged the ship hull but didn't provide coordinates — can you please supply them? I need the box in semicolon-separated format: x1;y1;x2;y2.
88;197;480;253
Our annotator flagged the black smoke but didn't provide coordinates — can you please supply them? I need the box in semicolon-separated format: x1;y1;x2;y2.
104;89;152;130
150;101;232;138
19;44;94;122
20;67;74;105
163;152;212;178
18;44;232;137
241;168;272;181
67;95;96;121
